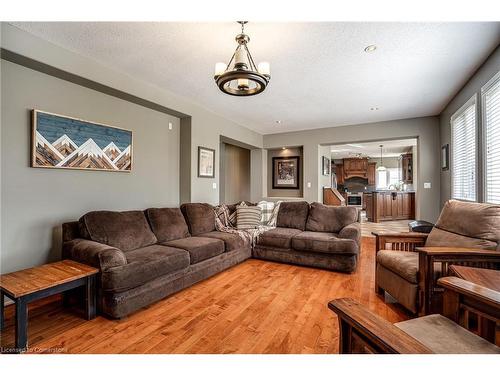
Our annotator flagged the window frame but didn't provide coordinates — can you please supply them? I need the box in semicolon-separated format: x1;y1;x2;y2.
481;70;500;204
450;94;478;202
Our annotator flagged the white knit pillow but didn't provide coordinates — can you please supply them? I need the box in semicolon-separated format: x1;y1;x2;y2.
236;204;262;230
257;200;275;225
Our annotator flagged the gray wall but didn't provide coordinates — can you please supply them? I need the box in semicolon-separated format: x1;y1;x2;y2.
1;23;264;208
1;60;180;273
266;147;304;198
220;143;250;204
439;46;500;206
263;116;441;222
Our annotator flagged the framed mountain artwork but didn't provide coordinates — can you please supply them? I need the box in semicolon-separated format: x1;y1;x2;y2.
31;110;132;172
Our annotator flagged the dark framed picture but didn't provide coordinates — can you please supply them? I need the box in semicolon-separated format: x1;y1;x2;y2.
322;156;331;176
198;146;215;178
31;109;132;172
272;156;300;189
441;144;449;171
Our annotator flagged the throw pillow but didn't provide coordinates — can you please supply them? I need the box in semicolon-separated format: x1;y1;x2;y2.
267;201;282;227
236;203;262;230
257;201;275;225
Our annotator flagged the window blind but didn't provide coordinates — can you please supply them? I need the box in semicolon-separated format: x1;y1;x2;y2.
451;97;476;201
483;73;500;204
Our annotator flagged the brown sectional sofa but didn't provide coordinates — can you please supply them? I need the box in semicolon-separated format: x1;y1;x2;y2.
62;201;360;318
253;202;361;272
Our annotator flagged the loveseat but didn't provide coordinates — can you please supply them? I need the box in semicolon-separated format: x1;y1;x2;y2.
62;201;361;318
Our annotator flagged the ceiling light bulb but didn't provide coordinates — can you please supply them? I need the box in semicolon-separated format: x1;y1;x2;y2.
364;45;377;53
258;62;270;76
214;62;227;77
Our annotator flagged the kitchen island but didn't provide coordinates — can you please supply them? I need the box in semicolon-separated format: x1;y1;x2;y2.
364;191;415;222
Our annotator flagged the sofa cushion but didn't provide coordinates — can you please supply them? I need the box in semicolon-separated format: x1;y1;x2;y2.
395;314;500;354
198;231;247;252
257;201;276;225
305;203;358;233
101;245;189;292
79;210;157;252
291;231;359;255
145;208;190;242
180;203;215;236
236;204;262;230
276;201;309;230
164;236;224;264
427;200;500;248
256;227;303;249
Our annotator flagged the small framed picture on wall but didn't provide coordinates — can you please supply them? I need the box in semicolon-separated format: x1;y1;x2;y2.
441;144;449;171
322;156;331;176
198;146;215;178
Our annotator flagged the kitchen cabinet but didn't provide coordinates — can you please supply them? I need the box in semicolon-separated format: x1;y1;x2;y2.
343;158;368;178
364;191;415;222
335;164;344;185
400;153;413;183
367;162;376;185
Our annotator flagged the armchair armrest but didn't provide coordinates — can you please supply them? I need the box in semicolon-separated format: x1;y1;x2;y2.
438;276;500;310
63;239;127;271
339;222;361;243
416;246;500;257
328;298;432;353
372;231;429;239
372;231;428;252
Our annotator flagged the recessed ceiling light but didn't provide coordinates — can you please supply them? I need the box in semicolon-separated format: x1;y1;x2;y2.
364;45;377;53
370;107;379;111
276;120;282;124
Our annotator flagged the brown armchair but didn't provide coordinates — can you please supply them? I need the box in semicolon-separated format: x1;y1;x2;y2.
328;276;500;353
373;200;500;316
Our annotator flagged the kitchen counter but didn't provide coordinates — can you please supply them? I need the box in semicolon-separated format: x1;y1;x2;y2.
364;191;415;222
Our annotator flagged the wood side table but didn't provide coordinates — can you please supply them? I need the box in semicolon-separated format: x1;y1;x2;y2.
446;265;500;344
0;260;98;353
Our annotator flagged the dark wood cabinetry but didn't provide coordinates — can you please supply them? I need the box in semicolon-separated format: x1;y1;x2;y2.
335;164;344;185
343;158;368;178
364;191;415;222
399;153;413;183
367;162;376;185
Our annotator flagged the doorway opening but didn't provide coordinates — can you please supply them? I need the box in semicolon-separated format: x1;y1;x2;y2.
324;138;418;233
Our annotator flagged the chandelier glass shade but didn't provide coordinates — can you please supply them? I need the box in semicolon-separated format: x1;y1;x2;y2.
214;21;271;96
377;145;387;171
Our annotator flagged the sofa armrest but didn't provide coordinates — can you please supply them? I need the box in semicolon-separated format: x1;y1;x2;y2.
63;239;127;271
339;222;361;243
328;298;432;353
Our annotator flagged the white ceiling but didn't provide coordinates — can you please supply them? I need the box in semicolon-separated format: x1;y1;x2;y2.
10;22;500;134
330;138;417;159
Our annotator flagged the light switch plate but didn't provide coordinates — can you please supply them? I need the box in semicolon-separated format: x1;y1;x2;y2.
307;182;311;188
424;182;431;189
212;182;217;189
168;122;173;130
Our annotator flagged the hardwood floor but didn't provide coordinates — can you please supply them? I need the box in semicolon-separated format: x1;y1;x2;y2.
0;237;409;354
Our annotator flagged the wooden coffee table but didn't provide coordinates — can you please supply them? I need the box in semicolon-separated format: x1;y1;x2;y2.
0;260;98;353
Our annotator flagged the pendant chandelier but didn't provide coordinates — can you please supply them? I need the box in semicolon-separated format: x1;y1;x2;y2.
377;145;387;171
214;21;271;96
